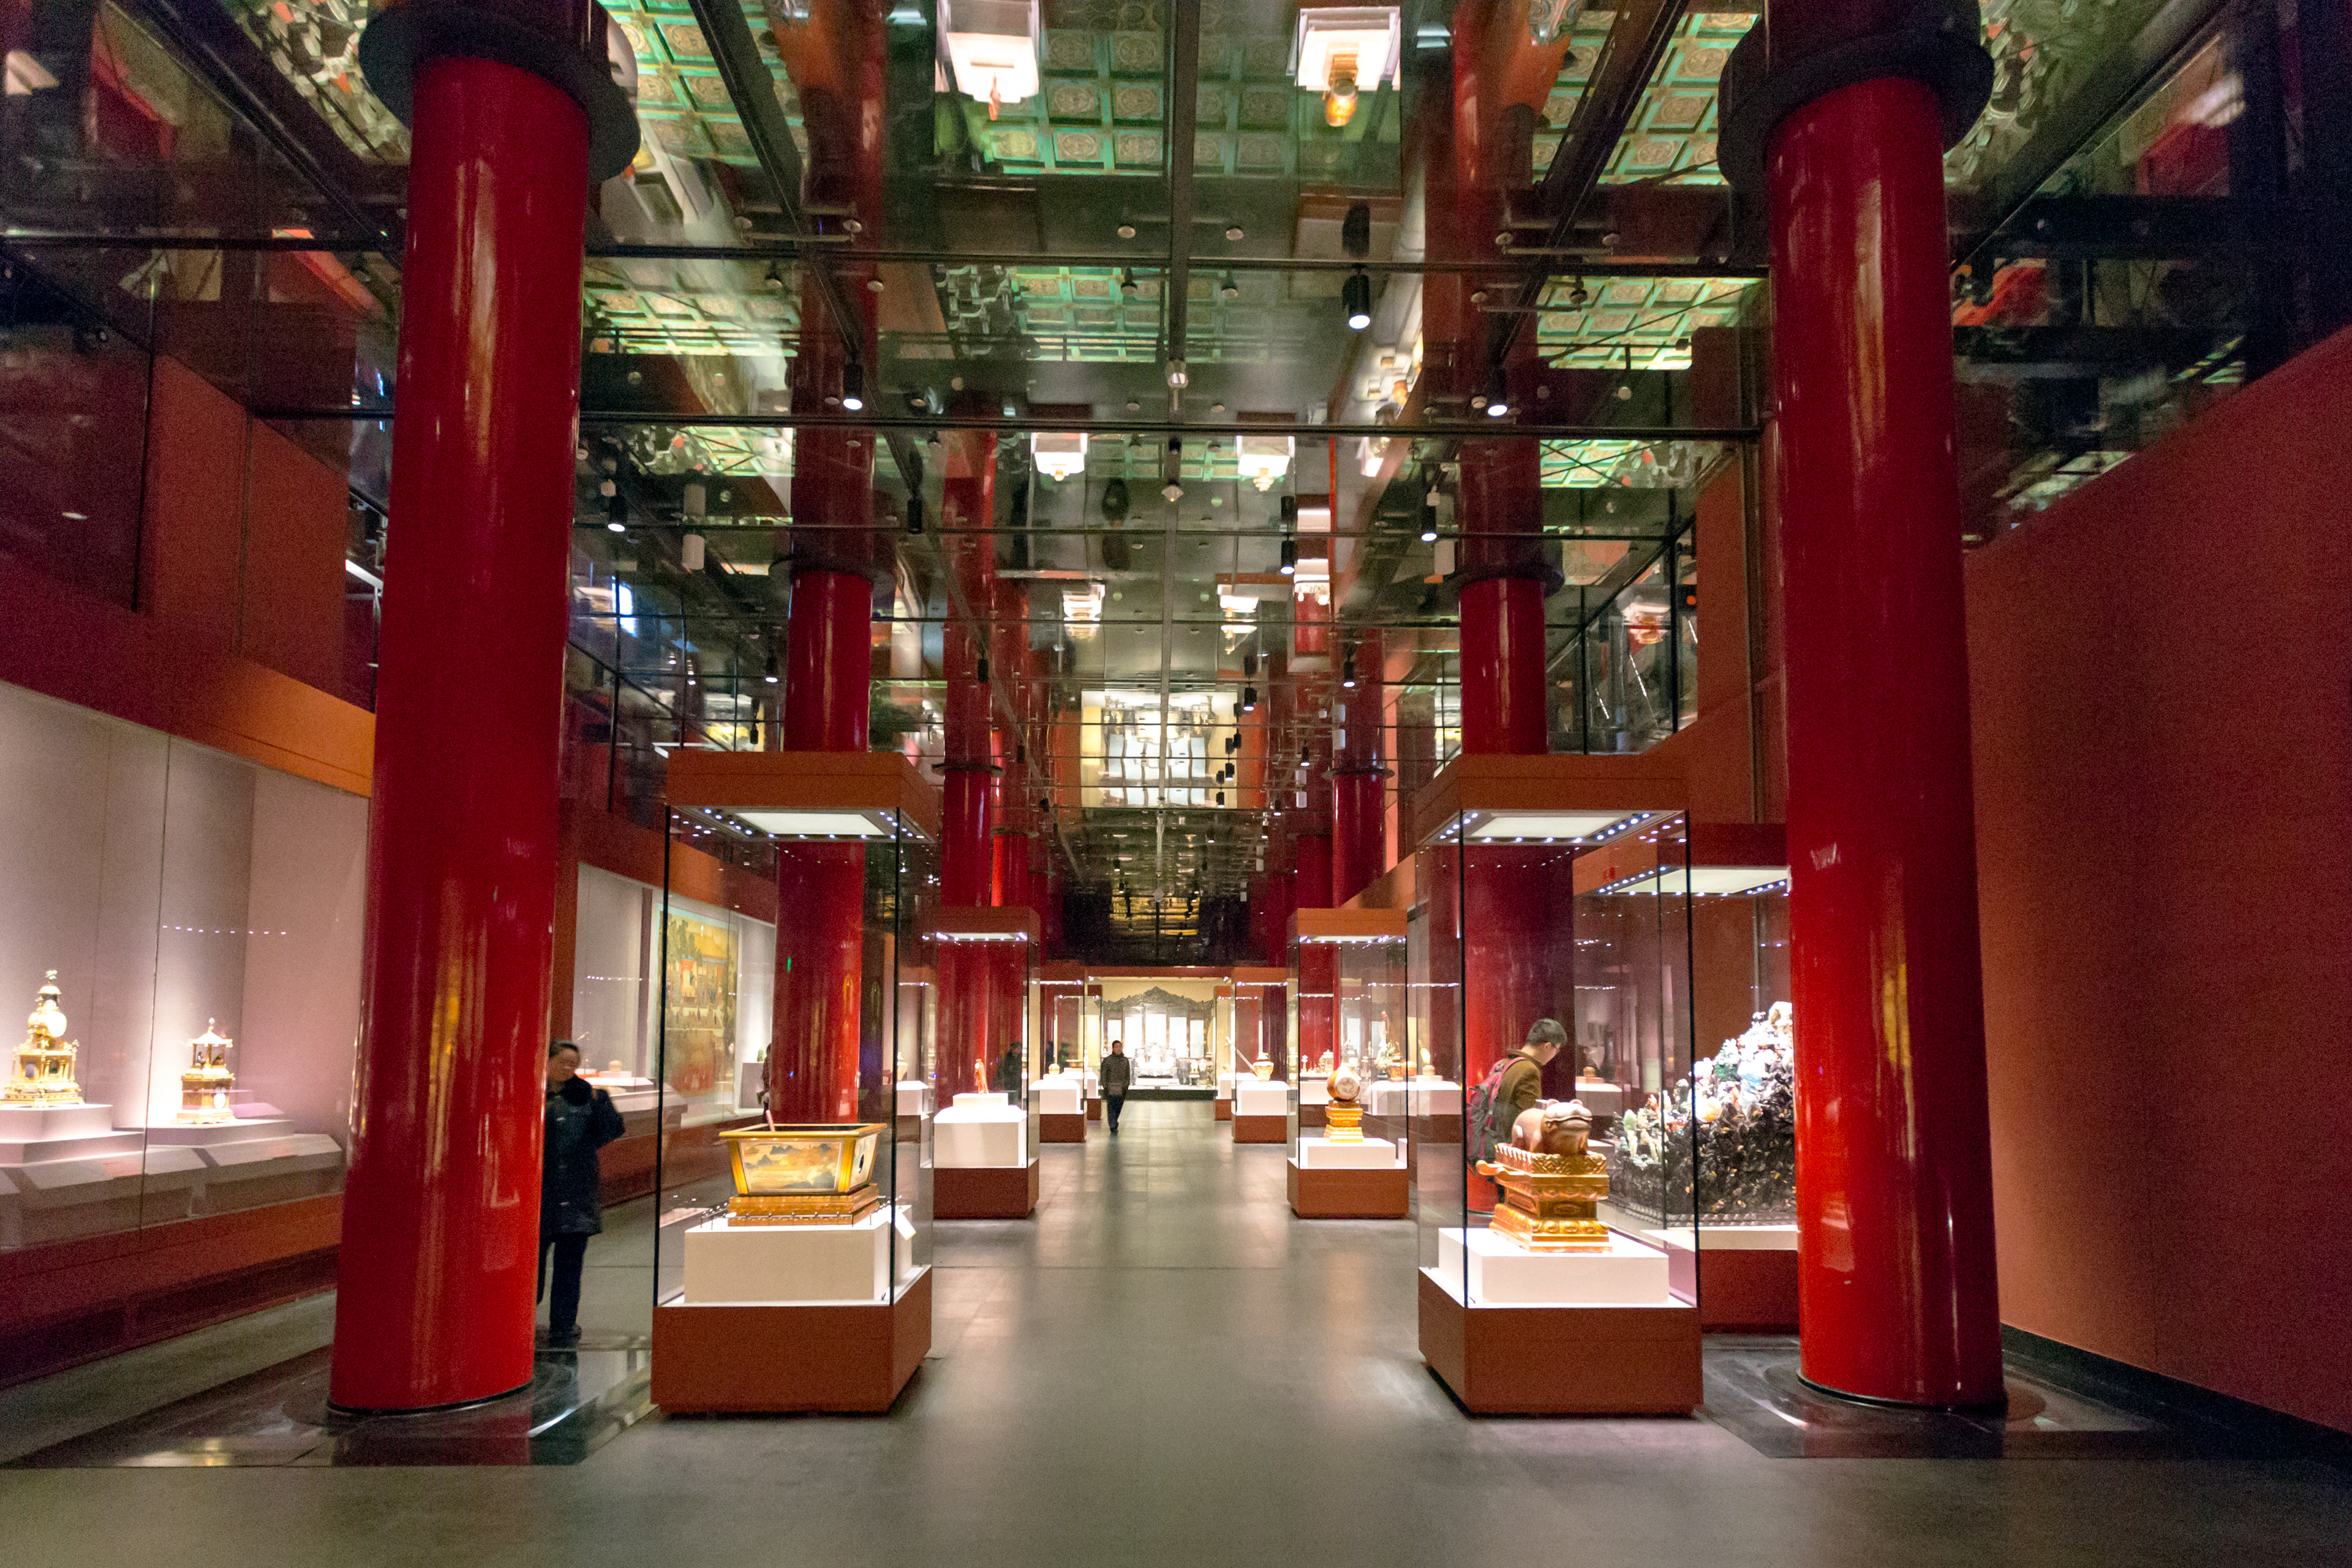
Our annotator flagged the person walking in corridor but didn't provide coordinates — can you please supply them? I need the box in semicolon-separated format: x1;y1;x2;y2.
1101;1039;1133;1135
540;1040;624;1348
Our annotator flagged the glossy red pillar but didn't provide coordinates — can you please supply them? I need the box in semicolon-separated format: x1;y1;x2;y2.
1457;576;1547;754
1292;832;1333;917
1331;633;1387;906
783;570;871;752
1770;76;2002;1407
1295;943;1336;1075
330;56;589;1412
940;431;996;907
770;845;866;1121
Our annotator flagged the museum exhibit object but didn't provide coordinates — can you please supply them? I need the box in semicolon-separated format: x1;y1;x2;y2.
649;750;938;1414
1411;757;1703;1413
176;1021;237;1125
7;973;81;1106
1287;910;1409;1219
1036;965;1090;1141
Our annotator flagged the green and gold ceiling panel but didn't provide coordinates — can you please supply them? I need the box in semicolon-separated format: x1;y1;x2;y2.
1534;276;1756;367
1597;11;1752;186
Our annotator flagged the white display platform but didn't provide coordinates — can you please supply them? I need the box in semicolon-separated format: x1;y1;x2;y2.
1083;1072;1099;1098
1298;1075;1330;1106
1409;1079;1463;1116
1232;1079;1289;1117
1295;1136;1400;1170
1649;1223;1800;1253
1571;1079;1626;1117
142;1118;292;1147
1036;1078;1082;1115
198;1132;342;1169
682;1205;916;1305
935;1093;1027;1167
1215;1073;1236;1098
895;1080;934;1118
0;1103;115;1140
1434;1226;1673;1306
1365;1080;1409;1117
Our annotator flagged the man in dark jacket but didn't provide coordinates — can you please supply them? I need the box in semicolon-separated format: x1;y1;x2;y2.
1099;1039;1133;1135
540;1040;625;1348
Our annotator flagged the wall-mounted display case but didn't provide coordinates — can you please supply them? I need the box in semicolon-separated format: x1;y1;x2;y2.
1409;756;1703;1414
647;750;937;1414
1285;910;1409;1219
0;682;362;1253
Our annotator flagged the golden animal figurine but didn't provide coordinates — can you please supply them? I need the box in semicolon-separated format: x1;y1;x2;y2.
177;1019;236;1124
720;1123;886;1224
1476;1100;1609;1251
6;972;83;1107
1324;1060;1365;1142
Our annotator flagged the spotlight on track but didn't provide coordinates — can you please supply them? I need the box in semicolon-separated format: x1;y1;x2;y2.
840;361;865;413
1343;268;1371;331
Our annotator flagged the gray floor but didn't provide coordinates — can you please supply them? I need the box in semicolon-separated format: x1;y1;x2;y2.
5;1101;2350;1566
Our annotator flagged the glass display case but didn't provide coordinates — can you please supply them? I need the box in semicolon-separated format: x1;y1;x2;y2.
0;681;363;1253
1285;910;1408;1218
647;750;936;1414
931;907;1039;1218
1035;965;1090;1140
1408;755;1703;1414
1229;968;1288;1142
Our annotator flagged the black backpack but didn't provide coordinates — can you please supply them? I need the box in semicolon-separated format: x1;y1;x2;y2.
1464;1054;1520;1167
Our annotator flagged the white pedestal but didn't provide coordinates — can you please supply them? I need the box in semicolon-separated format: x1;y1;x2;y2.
895;1080;934;1118
1571;1079;1626;1117
935;1095;1027;1167
1215;1073;1236;1098
1232;1079;1289;1118
1036;1078;1082;1115
1648;1223;1800;1253
1409;1079;1463;1116
141;1118;292;1147
1298;1075;1330;1106
1083;1072;1099;1098
0;1102;140;1165
1435;1227;1673;1306
1295;1135;1400;1170
1365;1081;1411;1117
682;1207;913;1305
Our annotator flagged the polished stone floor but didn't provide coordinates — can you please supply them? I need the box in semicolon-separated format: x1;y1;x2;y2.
4;1102;2349;1565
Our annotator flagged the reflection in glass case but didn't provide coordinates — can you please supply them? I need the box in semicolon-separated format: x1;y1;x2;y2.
0;682;363;1252
1286;910;1408;1218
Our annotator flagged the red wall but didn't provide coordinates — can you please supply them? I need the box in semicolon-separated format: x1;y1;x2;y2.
1965;323;2352;1432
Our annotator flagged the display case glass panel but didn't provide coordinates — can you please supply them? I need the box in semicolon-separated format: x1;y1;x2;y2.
651;797;935;1311
933;910;1037;1168
1415;807;1698;1308
1286;913;1409;1177
1681;864;1795;1228
0;682;364;1252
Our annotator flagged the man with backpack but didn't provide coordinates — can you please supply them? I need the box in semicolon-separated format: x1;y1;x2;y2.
1465;1019;1571;1208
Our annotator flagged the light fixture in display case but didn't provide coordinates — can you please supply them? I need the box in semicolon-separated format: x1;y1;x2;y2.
650;748;938;1415
1032;430;1087;482
1292;7;1401;127
939;0;1039;116
1235;432;1295;492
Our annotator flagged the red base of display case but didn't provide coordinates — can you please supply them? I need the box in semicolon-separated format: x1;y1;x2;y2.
1086;1098;1102;1122
1299;1103;1327;1129
1699;1243;1800;1332
1418;1271;1701;1414
1039;1113;1087;1143
1213;1098;1232;1121
933;1159;1039;1218
1287;1160;1408;1219
652;1268;931;1414
1232;1114;1286;1144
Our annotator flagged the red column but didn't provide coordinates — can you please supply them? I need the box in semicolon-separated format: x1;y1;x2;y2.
1296;941;1337;1074
1765;74;2002;1408
1332;632;1387;905
330;53;594;1410
940;431;997;907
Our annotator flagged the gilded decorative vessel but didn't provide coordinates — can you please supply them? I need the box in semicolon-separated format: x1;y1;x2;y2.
720;1122;885;1224
177;1019;236;1124
6;972;82;1107
1250;1057;1274;1080
1324;1060;1365;1142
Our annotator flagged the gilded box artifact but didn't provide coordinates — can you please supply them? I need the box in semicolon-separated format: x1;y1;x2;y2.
720;1123;885;1224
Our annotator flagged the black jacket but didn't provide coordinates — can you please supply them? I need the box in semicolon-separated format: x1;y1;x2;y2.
1099;1052;1133;1097
543;1076;626;1237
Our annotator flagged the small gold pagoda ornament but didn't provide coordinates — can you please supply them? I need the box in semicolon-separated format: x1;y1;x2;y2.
1324;1060;1366;1142
1477;1101;1610;1251
177;1020;236;1125
6;972;83;1106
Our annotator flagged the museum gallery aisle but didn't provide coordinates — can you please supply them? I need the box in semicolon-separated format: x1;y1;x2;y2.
2;1104;2348;1568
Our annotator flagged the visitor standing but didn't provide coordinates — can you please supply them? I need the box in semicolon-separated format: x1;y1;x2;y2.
540;1040;625;1347
1100;1038;1133;1135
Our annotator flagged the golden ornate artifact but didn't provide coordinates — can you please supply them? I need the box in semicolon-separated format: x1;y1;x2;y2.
1385;1057;1406;1081
1477;1099;1608;1251
1324;1060;1365;1142
177;1019;237;1124
1250;1057;1275;1080
6;972;83;1106
720;1123;885;1224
